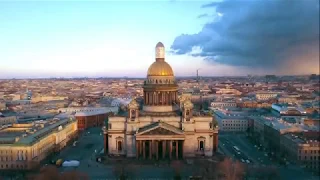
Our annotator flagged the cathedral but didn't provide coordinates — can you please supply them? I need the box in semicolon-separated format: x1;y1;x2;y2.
103;42;218;159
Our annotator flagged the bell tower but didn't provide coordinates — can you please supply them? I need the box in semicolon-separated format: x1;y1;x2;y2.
183;100;194;122
128;99;139;121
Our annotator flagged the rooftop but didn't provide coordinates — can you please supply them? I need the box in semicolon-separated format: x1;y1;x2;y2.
0;117;75;146
283;133;320;146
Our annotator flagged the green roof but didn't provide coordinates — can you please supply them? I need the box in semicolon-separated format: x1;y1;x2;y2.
15;118;75;146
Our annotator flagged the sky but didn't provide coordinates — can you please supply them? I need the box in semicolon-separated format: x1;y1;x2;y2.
0;0;319;78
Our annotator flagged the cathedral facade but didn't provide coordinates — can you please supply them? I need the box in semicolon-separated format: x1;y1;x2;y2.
103;42;218;159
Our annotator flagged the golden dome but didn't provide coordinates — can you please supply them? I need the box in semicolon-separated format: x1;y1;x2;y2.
147;61;174;76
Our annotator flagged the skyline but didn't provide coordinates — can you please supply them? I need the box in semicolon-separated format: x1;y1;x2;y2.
0;0;319;78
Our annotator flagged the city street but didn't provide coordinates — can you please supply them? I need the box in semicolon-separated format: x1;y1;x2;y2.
41;129;319;180
218;133;319;180
46;127;104;175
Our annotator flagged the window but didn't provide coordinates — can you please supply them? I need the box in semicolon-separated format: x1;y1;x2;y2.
117;141;122;152
131;110;136;119
210;122;212;129
200;141;204;151
108;123;112;129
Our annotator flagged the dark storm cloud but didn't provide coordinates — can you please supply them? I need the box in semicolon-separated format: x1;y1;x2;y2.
171;0;320;69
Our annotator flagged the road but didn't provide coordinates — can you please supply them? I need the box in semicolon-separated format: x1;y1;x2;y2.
46;127;104;174
42;129;319;180
218;133;319;180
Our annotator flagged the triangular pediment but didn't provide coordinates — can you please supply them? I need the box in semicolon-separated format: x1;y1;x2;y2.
141;127;177;135
137;122;184;136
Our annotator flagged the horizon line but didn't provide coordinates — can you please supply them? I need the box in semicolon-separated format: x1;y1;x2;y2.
0;74;318;80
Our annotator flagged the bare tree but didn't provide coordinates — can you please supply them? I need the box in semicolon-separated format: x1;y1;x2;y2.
246;165;281;180
112;161;136;180
171;160;183;180
27;165;88;180
217;158;245;180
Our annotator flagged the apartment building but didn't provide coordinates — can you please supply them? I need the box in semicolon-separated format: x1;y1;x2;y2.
280;134;319;172
0;116;17;126
214;110;249;132
255;92;278;101
0;101;6;110
58;107;119;130
210;101;237;109
0;118;78;170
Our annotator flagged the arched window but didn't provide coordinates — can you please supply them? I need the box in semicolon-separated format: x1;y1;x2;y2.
131;110;136;119
197;136;205;151
156;80;158;84
200;141;204;150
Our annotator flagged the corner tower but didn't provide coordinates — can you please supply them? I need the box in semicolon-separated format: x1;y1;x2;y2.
143;42;179;112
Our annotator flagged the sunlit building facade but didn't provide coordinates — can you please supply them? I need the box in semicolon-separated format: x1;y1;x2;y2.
0;118;78;170
103;42;218;159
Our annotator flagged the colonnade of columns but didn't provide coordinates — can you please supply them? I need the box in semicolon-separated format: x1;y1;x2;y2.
136;140;183;160
144;91;178;106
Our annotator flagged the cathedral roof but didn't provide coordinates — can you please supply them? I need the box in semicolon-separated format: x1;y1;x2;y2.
147;61;174;77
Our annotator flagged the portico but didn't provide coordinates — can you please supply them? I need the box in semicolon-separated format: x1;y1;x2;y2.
135;121;185;160
135;139;184;160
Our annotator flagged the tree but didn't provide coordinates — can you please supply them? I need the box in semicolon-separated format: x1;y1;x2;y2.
245;166;281;180
112;161;136;180
171;160;183;180
27;165;88;180
216;158;245;180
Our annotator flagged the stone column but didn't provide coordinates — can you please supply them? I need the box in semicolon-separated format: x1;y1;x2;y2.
176;141;179;159
162;140;166;158
156;141;159;160
149;140;152;159
104;134;108;154
136;140;139;158
139;140;143;156
143;141;146;159
162;92;164;105
169;140;172;159
182;140;184;159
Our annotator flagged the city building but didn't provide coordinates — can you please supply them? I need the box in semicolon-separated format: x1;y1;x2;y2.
31;95;68;103
280;133;319;173
216;86;242;95
271;103;307;117
0;101;6;110
0;118;78;170
103;42;218;159
210;101;237;109
58;107;118;130
255;91;278;101
0;116;17;126
214;109;249;132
